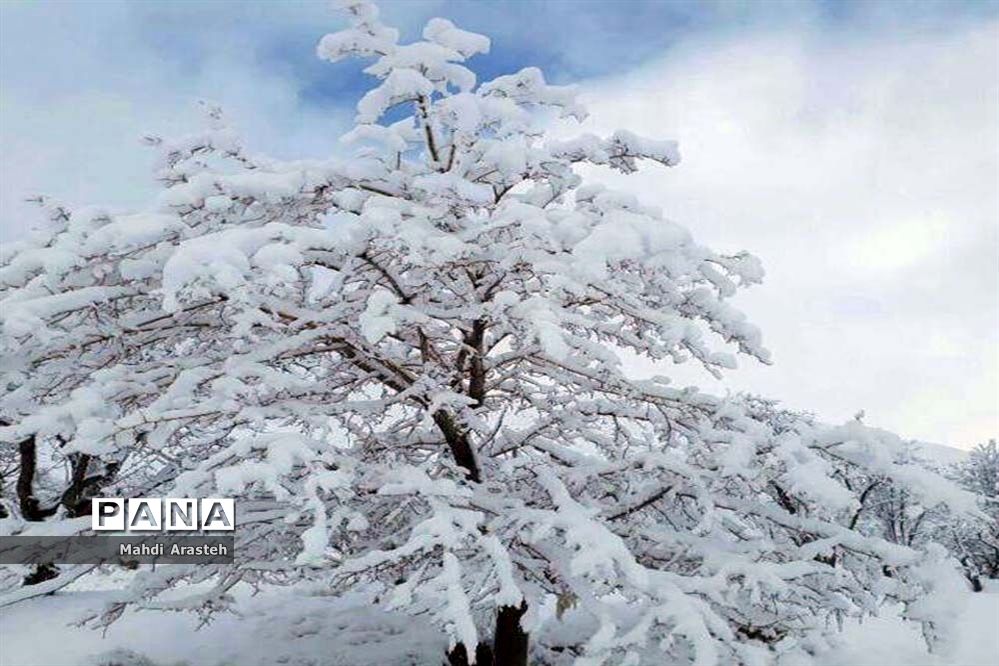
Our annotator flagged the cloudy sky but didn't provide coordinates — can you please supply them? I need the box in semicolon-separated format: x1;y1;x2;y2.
1;0;996;448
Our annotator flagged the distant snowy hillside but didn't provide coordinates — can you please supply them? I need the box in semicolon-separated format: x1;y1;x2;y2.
913;441;970;467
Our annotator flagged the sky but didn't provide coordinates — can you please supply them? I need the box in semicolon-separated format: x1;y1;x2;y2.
0;0;996;448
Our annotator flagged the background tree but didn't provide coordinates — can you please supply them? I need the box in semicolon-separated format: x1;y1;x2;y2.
946;440;999;591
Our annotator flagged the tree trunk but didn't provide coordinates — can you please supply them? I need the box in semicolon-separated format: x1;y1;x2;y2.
432;409;481;483
492;602;529;666
446;641;494;666
9;425;121;585
16;435;56;521
442;605;528;666
440;319;530;665
15;433;60;586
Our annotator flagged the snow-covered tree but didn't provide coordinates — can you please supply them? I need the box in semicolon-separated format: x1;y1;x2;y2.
945;440;999;591
960;440;999;499
829;436;997;594
0;2;980;664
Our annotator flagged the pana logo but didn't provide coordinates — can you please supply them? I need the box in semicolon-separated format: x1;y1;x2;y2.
92;498;235;532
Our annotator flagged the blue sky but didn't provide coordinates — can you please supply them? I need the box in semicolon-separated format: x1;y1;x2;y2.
4;1;997;130
1;0;997;447
8;2;996;92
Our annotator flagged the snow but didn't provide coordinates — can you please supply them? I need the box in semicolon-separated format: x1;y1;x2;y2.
480;67;587;121
814;583;999;666
422;18;490;59
1;580;995;666
356;68;435;123
1;285;136;339
0;584;446;666
316;0;399;65
358;289;402;343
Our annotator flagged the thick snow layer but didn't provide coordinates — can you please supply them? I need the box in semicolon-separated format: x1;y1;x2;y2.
0;580;996;666
813;582;999;666
0;583;445;666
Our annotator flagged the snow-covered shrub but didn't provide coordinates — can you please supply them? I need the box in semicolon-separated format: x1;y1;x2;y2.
0;1;980;664
837;437;996;593
945;440;999;590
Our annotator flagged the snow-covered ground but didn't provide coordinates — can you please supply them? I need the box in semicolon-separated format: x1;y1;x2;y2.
0;582;446;666
816;584;999;666
1;577;996;666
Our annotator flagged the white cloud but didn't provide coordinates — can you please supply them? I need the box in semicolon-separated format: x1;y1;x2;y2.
577;21;998;447
0;2;351;242
844;214;952;276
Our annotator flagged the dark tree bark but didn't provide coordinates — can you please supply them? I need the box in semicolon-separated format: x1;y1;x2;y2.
492;602;529;666
22;563;60;586
15;433;58;586
433;410;481;483
16;435;57;522
466;319;487;407
445;643;470;666
476;642;495;665
446;641;494;666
